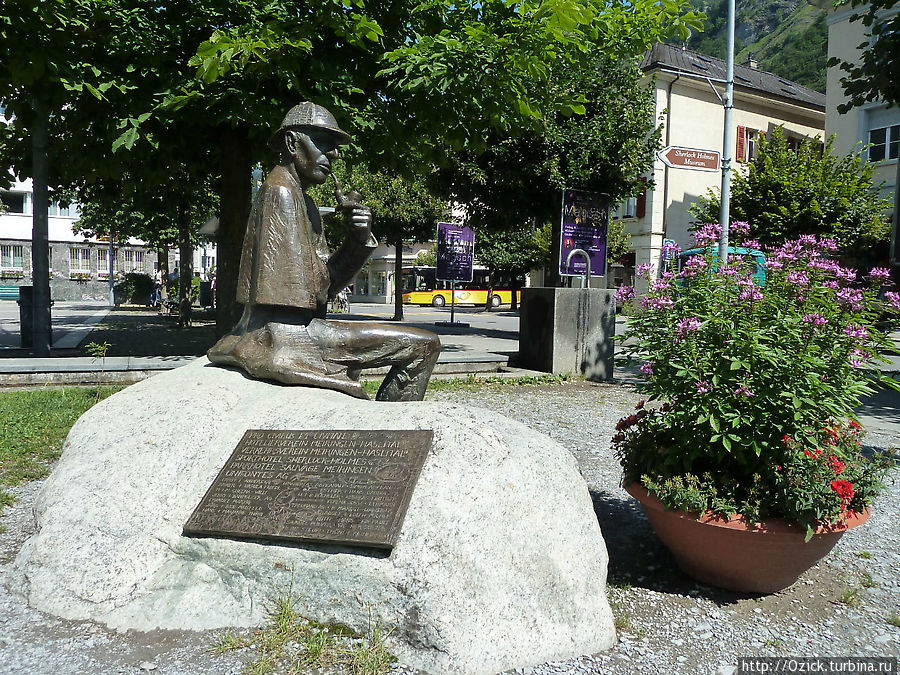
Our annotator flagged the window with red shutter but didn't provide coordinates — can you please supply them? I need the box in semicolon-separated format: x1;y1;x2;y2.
736;125;746;162
636;178;647;219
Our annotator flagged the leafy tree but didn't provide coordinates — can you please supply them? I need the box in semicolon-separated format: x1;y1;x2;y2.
476;222;550;310
312;164;448;320
2;0;702;338
415;244;437;266
68;167;219;301
689;127;891;254
607;217;633;263
831;0;900;110
432;53;658;293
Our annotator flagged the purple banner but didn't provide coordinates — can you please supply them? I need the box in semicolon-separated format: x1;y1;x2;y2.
436;222;475;282
559;189;608;278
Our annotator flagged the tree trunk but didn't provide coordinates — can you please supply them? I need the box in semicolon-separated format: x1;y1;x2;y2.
548;215;562;287
216;125;252;337
178;201;192;302
484;269;495;312
30;99;51;357
510;274;520;311
391;239;404;321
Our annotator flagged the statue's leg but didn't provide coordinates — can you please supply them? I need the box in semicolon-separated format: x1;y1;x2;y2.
307;319;441;402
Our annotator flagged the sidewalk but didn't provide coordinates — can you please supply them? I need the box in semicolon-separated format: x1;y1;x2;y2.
0;301;535;386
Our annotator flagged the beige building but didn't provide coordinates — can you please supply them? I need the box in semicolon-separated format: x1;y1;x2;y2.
811;0;899;263
624;44;826;288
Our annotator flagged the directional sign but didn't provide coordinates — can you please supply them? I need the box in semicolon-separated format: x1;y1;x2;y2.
657;146;721;172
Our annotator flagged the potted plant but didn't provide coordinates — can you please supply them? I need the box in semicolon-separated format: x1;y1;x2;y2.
614;224;899;593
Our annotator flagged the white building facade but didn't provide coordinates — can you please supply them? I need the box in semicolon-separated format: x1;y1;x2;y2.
627;44;826;288
0;176;161;301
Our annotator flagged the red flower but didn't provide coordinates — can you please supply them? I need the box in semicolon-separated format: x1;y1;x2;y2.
782;435;792;446
803;448;822;458
828;455;845;474
848;420;862;431
831;479;855;510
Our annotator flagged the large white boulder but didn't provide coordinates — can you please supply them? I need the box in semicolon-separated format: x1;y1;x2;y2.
11;358;615;674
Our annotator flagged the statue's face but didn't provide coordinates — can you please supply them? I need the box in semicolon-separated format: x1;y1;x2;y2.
285;128;341;185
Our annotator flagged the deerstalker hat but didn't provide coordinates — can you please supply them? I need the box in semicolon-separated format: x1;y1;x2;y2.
267;102;351;150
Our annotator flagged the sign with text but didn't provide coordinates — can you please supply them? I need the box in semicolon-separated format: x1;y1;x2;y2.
559;189;608;278
657;146;721;171
183;429;433;549
436;222;475;282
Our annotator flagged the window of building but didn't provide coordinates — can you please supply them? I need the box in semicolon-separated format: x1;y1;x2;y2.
69;247;91;273
1;244;24;270
736;126;764;162
374;271;387;296
868;125;900;162
48;201;75;217
1;191;27;214
98;249;119;276
124;249;144;272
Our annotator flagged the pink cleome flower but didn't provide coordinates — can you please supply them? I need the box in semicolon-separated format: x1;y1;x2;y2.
869;267;891;283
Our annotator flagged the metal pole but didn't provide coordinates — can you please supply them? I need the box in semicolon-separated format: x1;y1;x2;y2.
718;0;736;265
108;235;115;306
891;157;900;267
450;280;456;324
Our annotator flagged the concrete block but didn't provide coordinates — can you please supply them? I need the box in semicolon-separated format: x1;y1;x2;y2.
518;287;615;380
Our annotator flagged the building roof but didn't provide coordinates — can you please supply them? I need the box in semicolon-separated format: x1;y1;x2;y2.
640;43;826;111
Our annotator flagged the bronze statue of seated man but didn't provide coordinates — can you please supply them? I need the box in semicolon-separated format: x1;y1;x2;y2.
208;102;440;401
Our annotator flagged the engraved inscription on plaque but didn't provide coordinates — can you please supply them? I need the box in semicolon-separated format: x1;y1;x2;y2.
183;429;432;549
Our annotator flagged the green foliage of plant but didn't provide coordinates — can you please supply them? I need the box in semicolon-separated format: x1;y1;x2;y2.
832;0;900;110
859;571;877;588
838;585;861;606
615;232;900;532
887;611;900;628
476;222;552;280
0;387;122;512
856;550;873;559
690;128;892;256
213;586;395;675
362;372;577;397
415;245;437;267
113;272;154;301
432;54;662;242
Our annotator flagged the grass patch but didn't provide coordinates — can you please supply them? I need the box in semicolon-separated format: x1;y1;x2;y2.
213;589;396;675
0;387;122;511
361;372;579;397
860;572;877;589
838;585;861;606
856;550;874;559
887;611;900;628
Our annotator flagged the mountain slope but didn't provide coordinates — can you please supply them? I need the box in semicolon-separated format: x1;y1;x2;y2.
673;0;828;92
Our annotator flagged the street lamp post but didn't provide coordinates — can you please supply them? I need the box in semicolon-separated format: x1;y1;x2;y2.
718;0;736;265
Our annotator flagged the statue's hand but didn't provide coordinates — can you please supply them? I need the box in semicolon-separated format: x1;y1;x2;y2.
340;192;372;243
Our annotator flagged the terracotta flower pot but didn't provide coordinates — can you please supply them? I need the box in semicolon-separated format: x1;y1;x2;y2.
624;482;870;594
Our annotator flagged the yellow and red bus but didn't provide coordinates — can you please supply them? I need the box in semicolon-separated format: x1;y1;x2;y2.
400;266;521;307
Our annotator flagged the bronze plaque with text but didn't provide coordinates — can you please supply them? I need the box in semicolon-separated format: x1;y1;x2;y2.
183;429;433;549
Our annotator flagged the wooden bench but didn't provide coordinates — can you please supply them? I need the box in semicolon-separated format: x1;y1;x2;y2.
0;285;20;301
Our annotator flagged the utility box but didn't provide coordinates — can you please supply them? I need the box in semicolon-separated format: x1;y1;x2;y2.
518;287;615;380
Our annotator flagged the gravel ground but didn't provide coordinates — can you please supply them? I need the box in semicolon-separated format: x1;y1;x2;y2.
1;378;898;675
